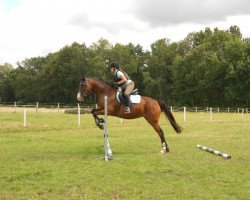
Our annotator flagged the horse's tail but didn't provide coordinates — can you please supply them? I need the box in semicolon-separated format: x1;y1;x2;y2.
157;100;182;134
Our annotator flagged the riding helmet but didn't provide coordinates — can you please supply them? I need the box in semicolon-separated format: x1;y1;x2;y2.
108;62;119;69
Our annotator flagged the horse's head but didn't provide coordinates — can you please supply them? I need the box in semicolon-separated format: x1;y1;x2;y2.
77;76;92;102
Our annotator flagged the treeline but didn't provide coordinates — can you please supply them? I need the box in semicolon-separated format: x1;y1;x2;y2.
0;25;249;107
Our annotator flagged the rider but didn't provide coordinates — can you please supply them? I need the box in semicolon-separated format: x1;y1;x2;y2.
108;62;134;114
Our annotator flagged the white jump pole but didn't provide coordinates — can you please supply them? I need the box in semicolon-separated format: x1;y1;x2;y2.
183;107;186;122
104;96;113;161
77;103;80;127
23;107;27;127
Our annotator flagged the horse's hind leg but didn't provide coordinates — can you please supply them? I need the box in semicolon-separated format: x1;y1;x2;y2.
150;121;170;154
157;126;170;154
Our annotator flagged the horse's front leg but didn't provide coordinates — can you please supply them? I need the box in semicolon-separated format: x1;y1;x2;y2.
91;108;105;129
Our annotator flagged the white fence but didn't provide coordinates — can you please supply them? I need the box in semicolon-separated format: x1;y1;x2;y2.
0;102;248;113
0;102;249;128
170;106;248;123
0;102;248;115
0;102;93;113
170;106;248;114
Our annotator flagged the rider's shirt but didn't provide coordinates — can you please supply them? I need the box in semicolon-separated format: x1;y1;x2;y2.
114;70;131;89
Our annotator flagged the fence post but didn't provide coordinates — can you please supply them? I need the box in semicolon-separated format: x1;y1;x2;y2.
57;103;60;113
183;107;186;122
36;102;39;113
14;102;16;113
210;107;213;121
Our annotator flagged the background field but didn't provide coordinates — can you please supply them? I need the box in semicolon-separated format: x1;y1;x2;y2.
0;111;249;200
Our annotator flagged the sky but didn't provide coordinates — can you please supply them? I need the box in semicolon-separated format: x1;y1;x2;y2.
0;0;250;66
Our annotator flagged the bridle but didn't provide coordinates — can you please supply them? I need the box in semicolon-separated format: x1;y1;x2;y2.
79;79;92;98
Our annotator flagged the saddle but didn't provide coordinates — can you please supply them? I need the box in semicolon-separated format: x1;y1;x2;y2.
116;89;141;104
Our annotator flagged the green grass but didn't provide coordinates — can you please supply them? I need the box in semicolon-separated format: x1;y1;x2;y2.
0;111;249;199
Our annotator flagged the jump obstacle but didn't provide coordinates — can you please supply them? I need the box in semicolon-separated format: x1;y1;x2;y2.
23;107;26;127
197;145;231;159
104;96;113;161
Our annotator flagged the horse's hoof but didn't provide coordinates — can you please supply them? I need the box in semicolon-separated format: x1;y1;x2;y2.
160;149;166;154
160;148;170;154
99;124;104;130
99;118;105;123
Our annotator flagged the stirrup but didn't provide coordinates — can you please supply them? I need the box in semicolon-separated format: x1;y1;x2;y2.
131;89;138;95
124;107;130;114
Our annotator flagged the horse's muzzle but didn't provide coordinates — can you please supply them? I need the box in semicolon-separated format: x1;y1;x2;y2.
77;92;83;102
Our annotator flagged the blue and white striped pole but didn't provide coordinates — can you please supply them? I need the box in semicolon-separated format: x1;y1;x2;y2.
104;96;113;161
197;145;231;159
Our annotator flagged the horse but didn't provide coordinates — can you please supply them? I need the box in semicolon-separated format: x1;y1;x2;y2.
77;76;182;154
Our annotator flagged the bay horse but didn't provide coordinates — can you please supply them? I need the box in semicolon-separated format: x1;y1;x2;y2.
77;76;182;154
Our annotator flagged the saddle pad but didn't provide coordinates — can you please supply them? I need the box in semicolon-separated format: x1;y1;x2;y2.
130;95;141;103
116;92;141;104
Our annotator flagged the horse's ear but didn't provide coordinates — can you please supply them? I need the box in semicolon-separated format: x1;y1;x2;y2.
80;76;86;81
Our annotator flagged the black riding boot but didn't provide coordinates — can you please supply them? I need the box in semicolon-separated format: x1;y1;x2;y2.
123;94;131;113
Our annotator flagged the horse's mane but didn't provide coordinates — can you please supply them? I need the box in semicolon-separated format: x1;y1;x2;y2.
88;77;116;89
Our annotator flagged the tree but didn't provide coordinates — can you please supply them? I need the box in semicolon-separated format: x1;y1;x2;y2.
173;26;247;106
224;38;250;106
144;38;177;102
87;38;113;79
228;25;242;39
42;42;88;103
0;63;15;102
0;26;248;107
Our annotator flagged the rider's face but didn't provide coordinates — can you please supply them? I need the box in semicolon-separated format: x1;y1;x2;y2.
110;67;116;73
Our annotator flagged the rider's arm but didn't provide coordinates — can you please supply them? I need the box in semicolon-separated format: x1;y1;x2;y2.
117;74;127;85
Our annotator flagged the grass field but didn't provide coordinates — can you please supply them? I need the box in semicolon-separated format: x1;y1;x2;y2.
0;111;249;200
